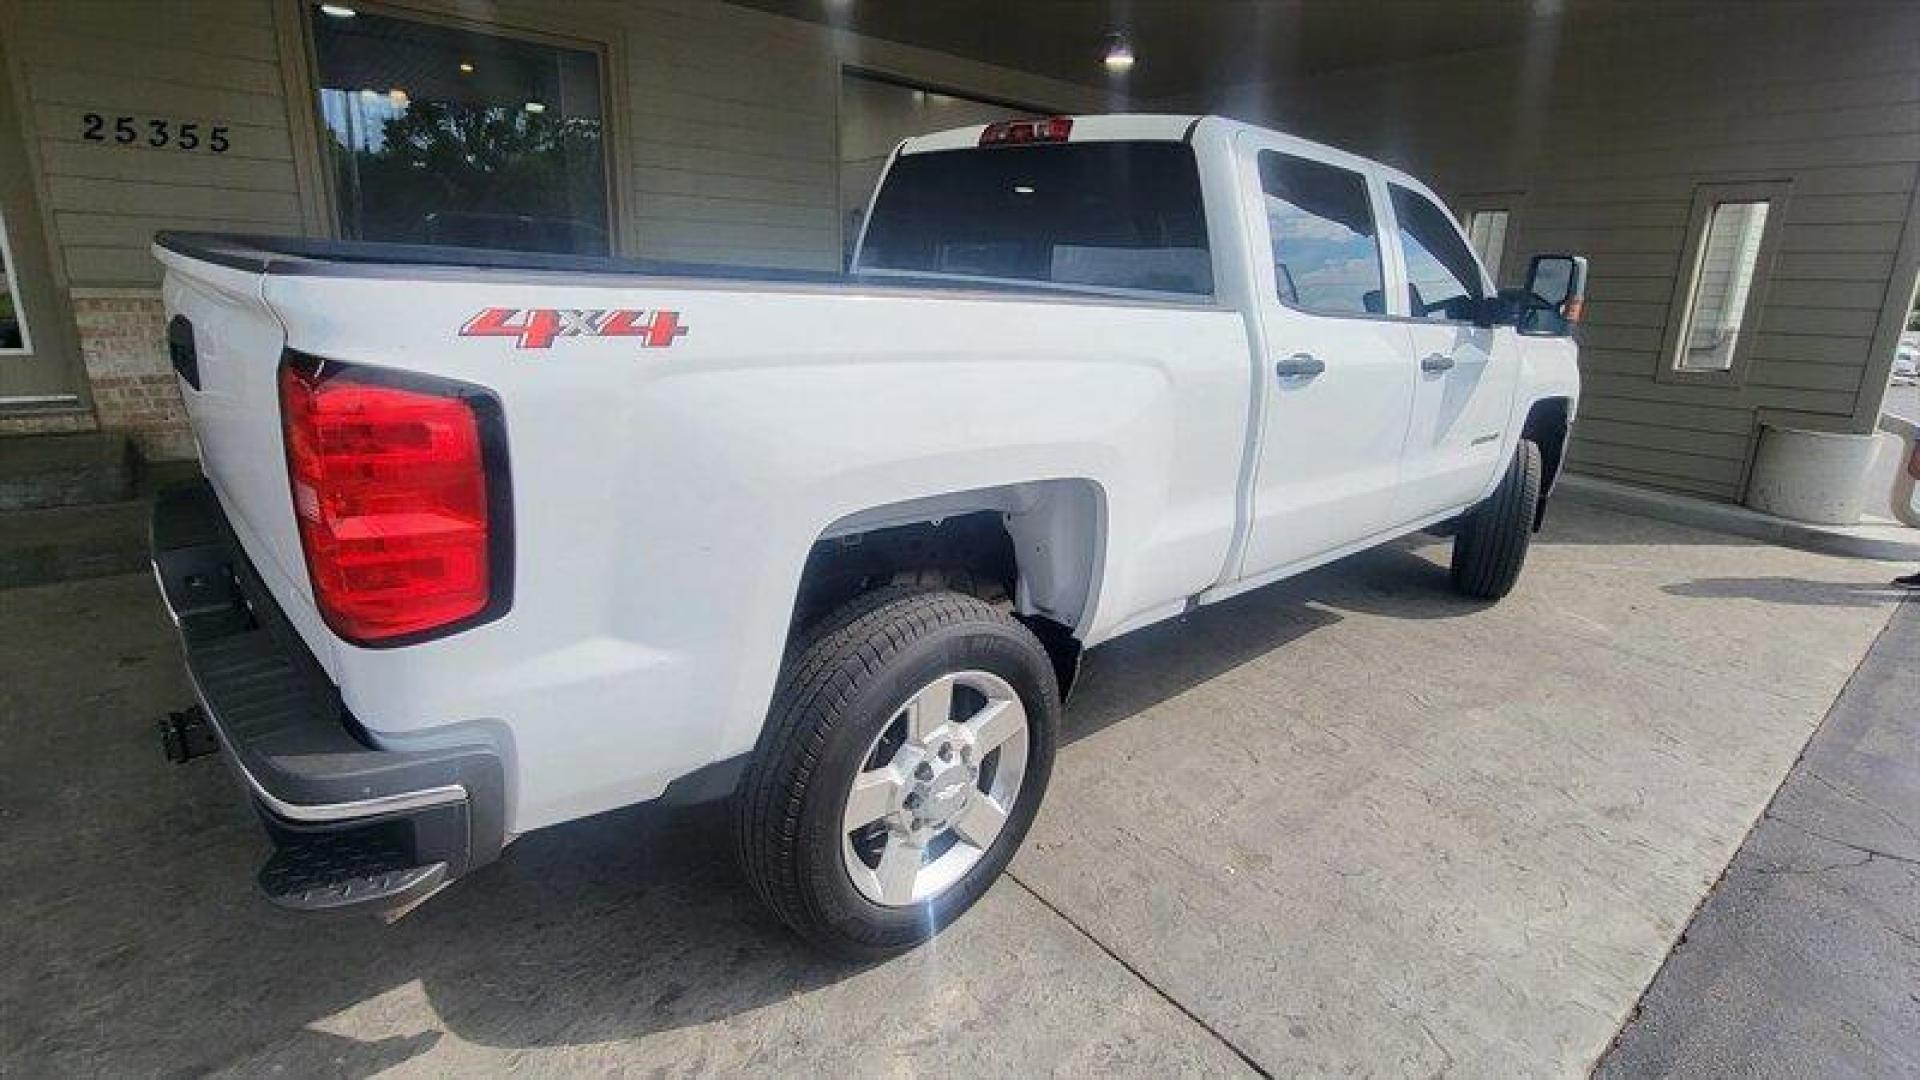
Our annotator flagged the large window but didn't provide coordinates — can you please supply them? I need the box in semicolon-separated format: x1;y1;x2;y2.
1675;201;1770;372
1660;181;1789;386
1391;185;1485;322
0;209;27;353
1257;151;1383;316
858;142;1212;295
311;7;610;254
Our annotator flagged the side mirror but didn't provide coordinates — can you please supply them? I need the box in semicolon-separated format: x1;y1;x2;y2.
1517;254;1588;336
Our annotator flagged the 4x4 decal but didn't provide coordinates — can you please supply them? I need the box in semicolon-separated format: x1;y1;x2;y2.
459;308;688;350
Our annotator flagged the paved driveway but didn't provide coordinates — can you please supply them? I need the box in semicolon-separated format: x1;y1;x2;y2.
1;500;1907;1076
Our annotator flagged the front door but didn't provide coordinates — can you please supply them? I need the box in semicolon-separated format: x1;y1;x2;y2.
1235;134;1416;580
1384;180;1522;520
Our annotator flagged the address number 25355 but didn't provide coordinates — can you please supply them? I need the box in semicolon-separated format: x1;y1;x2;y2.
82;113;231;154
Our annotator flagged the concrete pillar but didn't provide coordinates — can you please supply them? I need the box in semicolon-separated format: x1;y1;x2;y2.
1745;425;1881;525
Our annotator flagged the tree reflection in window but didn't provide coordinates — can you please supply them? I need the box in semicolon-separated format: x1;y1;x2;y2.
314;9;609;255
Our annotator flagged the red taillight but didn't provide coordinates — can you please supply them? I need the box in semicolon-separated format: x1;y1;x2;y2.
279;357;503;645
979;116;1073;146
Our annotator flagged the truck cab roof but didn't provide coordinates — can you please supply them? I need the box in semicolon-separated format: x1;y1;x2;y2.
896;112;1430;199
896;113;1205;154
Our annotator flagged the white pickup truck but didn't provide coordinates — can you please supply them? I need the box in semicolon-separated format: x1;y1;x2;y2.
151;113;1581;956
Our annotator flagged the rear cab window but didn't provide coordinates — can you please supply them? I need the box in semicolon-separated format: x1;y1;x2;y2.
856;141;1213;297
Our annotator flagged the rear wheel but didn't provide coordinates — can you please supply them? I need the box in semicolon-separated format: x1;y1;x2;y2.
734;587;1059;958
1450;439;1543;600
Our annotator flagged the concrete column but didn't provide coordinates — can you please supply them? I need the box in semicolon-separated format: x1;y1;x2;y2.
1745;425;1882;525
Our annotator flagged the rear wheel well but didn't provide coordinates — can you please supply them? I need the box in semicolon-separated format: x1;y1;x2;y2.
1522;397;1572;529
793;512;1018;624
791;483;1100;698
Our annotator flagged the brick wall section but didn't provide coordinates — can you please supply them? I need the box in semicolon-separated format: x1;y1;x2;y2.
72;293;195;461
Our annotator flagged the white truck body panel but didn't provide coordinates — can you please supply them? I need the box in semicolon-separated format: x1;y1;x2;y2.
155;114;1579;838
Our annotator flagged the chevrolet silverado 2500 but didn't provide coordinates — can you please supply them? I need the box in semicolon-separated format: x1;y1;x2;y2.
150;114;1582;956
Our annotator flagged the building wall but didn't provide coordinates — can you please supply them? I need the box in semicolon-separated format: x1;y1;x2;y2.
1178;5;1920;501
0;0;1105;458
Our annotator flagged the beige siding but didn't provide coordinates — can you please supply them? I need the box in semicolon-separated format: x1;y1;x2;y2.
0;0;1107;456
8;0;306;287
1177;5;1920;501
609;0;1105;269
4;0;1106;284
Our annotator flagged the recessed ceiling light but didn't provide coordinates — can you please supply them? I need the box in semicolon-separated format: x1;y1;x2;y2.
459;61;475;74
319;3;357;17
1013;185;1036;195
1103;35;1135;73
524;101;547;114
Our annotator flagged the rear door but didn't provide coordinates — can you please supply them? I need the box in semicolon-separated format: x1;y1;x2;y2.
1233;132;1416;579
1383;180;1523;520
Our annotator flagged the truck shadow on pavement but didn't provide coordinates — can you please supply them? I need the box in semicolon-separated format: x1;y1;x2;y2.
278;546;1475;1064
1061;541;1480;747
353;545;1477;1061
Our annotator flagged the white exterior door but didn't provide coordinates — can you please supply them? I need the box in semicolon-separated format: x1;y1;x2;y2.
1234;133;1416;580
1383;179;1523;521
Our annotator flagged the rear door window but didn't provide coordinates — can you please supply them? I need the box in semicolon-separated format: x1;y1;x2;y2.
1256;151;1385;316
857;141;1212;296
1390;184;1486;322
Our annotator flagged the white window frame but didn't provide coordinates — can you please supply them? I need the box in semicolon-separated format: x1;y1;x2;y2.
1464;208;1512;283
1658;180;1791;389
1244;142;1394;322
1451;190;1526;288
0;208;31;356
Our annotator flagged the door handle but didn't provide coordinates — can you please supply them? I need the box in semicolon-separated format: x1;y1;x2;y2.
1420;352;1456;373
1275;353;1325;380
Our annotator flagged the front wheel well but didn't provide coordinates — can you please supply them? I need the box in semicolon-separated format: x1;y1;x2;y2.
1522;397;1573;530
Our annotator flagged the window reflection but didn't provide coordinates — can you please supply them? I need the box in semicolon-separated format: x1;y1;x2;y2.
1257;152;1383;316
1677;201;1770;372
312;9;609;254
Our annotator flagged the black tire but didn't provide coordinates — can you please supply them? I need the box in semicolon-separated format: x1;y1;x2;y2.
733;586;1059;958
1450;439;1543;601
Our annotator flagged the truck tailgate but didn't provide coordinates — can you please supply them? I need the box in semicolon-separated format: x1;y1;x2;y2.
155;247;327;667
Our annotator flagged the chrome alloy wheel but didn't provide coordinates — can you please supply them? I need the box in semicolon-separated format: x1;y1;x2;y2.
840;670;1031;907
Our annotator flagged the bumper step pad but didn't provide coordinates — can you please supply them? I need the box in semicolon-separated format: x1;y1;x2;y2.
152;481;508;916
258;831;448;912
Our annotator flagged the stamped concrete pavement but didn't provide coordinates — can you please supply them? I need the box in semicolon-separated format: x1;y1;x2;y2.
1;499;1907;1076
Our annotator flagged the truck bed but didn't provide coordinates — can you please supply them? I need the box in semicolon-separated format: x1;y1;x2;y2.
152;232;1214;306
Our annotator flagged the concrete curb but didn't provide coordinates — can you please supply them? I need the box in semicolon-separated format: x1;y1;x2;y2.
1557;474;1920;561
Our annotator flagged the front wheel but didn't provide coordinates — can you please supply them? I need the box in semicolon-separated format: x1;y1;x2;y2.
1450;439;1543;600
734;587;1059;958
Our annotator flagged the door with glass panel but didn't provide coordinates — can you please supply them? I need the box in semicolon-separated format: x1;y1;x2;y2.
1387;180;1523;521
1234;132;1416;580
